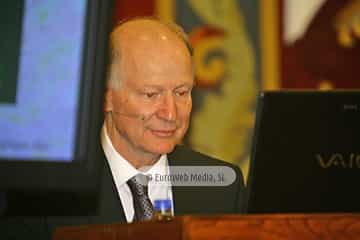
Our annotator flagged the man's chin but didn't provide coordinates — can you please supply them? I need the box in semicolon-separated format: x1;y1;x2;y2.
147;142;176;155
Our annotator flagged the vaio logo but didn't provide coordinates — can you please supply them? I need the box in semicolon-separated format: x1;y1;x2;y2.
316;153;360;168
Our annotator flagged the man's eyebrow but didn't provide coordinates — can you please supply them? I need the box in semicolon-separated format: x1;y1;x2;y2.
174;83;194;89
141;84;163;90
140;83;194;90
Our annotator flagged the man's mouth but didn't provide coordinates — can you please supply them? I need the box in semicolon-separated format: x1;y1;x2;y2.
150;129;177;137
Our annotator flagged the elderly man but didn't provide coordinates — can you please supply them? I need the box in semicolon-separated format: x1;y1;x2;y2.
1;18;245;240
97;18;245;223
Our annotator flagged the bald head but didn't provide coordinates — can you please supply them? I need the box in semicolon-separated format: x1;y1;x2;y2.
107;18;193;89
104;18;194;162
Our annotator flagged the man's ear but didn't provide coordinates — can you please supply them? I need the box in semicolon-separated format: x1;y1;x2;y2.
104;89;113;112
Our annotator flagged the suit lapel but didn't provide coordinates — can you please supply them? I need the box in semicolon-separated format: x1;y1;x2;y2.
94;154;127;224
168;147;211;215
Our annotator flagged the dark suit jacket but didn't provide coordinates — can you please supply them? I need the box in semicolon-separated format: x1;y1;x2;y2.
98;145;245;221
1;145;246;239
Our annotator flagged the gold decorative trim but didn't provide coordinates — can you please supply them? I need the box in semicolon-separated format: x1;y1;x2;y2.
261;0;280;89
156;0;175;22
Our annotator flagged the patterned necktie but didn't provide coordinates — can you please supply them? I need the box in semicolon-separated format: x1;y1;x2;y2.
127;174;154;221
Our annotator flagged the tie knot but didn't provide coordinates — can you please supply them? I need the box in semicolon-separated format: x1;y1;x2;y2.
127;174;150;196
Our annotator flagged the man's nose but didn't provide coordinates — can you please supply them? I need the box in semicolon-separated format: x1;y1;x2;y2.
157;93;177;121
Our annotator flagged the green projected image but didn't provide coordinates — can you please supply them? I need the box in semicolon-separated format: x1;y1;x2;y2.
0;1;23;103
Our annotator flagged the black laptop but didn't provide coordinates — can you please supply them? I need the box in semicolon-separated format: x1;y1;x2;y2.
246;91;360;213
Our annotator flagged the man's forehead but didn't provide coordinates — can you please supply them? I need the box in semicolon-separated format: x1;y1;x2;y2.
111;19;175;45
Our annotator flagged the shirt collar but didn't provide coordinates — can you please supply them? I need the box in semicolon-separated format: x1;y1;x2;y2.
101;124;168;186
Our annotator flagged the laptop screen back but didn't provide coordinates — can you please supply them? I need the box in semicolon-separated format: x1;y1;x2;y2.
246;91;360;213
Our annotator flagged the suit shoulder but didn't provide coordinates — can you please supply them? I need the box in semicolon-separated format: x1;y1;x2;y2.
169;145;237;168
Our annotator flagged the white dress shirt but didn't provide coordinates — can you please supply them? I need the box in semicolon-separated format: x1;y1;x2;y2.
101;125;174;222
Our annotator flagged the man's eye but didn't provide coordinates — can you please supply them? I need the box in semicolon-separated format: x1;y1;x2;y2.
144;92;158;98
175;90;190;97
